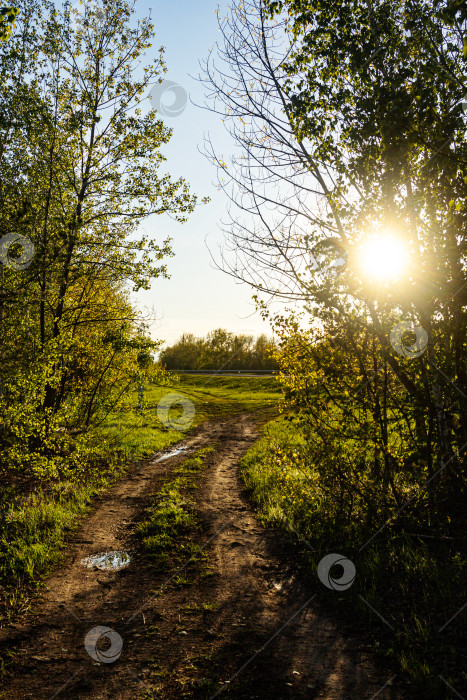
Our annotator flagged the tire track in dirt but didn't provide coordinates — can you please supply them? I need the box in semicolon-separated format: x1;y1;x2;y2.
0;414;404;699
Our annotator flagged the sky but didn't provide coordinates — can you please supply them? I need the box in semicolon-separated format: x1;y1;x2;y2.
128;0;274;347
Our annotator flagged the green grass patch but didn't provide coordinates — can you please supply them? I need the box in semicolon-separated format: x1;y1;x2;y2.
0;467;121;621
239;416;467;699
96;374;281;457
156;374;282;419
136;447;214;574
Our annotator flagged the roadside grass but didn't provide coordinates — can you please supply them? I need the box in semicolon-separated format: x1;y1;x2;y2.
239;416;467;700
98;374;281;455
172;374;282;414
0;375;281;626
0;403;185;624
0;474;116;620
135;447;214;577
134;445;251;699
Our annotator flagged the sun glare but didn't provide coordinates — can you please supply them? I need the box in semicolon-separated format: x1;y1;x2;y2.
358;233;408;281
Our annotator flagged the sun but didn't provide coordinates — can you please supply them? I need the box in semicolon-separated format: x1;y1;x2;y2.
358;233;408;281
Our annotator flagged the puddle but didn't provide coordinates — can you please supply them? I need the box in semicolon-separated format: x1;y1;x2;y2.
155;446;189;462
80;551;131;571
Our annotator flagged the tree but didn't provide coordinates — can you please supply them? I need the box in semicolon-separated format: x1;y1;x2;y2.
201;0;466;514
0;0;205;477
200;2;466;692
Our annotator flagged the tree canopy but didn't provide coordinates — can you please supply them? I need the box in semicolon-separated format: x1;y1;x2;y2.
0;0;204;477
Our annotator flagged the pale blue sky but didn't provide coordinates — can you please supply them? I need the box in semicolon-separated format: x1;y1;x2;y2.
133;0;273;346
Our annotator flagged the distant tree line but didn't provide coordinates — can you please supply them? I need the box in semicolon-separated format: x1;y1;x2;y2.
160;329;279;371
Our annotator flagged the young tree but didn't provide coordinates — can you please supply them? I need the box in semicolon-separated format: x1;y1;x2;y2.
201;0;466;512
0;0;205;476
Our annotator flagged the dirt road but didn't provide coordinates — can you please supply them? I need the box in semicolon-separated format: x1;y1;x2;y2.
0;415;403;699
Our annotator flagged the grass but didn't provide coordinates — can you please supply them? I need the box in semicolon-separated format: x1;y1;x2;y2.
136;447;214;575
239;416;467;699
97;374;281;457
0;476;115;620
0;375;281;624
171;374;282;414
0;401;186;622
